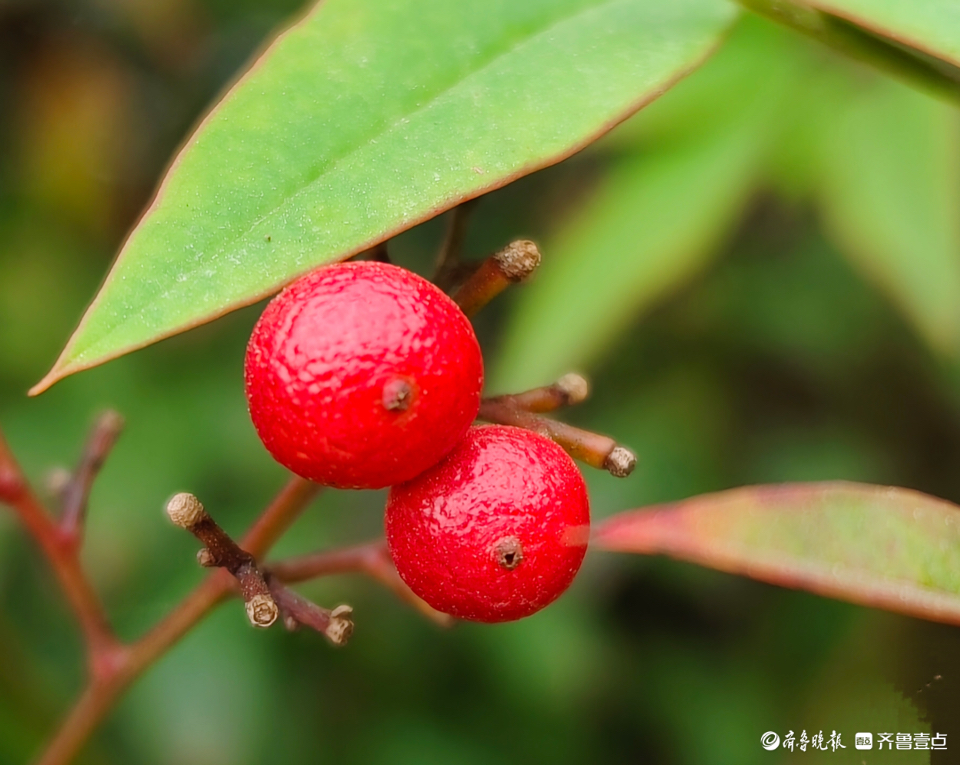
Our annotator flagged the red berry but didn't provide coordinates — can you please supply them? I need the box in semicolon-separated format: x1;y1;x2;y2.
245;261;483;489
386;424;589;622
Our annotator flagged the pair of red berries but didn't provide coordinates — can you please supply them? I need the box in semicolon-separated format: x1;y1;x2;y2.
244;260;589;623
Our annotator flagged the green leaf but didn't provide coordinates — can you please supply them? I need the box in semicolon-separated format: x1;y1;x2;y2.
492;135;753;392
818;78;960;356
33;0;737;394
492;17;806;392
738;0;960;102
595;482;960;627
806;0;960;68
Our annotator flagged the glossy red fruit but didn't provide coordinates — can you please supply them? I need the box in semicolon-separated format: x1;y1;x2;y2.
245;261;483;489
386;424;589;623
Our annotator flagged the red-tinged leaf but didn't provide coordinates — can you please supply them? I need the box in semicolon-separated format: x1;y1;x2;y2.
806;0;960;68
594;481;960;625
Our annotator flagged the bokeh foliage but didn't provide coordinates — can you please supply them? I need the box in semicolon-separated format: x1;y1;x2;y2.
2;1;960;764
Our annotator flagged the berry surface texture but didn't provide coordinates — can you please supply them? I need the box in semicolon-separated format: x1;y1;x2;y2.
245;261;483;489
386;424;590;623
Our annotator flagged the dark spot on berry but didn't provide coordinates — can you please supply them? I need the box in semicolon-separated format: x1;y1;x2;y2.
382;378;414;412
495;536;523;570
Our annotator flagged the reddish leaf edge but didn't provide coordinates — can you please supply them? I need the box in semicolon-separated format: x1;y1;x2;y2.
27;0;325;398
805;0;960;69
593;480;960;627
29;7;739;397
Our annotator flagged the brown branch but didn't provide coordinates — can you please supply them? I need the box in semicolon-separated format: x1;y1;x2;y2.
60;411;124;543
112;479;319;669
267;580;354;645
268;540;455;628
34;475;320;765
368;241;391;264
433;200;479;290
34;681;123;765
0;426;119;668
478;398;636;478
166;493;278;627
487;373;589;414
450;240;541;316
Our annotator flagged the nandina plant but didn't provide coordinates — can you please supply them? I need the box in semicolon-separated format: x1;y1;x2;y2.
4;0;960;763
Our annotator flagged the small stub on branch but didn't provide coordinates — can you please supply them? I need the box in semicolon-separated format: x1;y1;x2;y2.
494;240;541;282
326;605;354;646
45;467;72;500
196;548;217;567
57;410;125;542
245;593;280;628
603;447;637;478
452;239;543;317
492;373;591;414
267;581;356;645
166;491;281;630
555;373;589;406
478;397;636;478
166;492;206;528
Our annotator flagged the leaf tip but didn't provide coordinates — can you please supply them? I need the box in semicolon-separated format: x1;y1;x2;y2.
29;346;85;396
28;366;68;397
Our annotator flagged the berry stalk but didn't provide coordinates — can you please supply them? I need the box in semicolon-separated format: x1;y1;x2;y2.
267;540;455;628
451;240;541;317
432;200;480;289
478;396;636;478
59;411;125;544
487;373;589;414
268;583;354;645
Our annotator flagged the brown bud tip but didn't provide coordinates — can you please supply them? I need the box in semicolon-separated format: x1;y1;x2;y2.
495;240;541;282
196;548;217;567
98;410;125;433
245;594;279;628
45;467;72;498
604;447;637;478
326;605;354;646
556;373;589;405
166;492;206;528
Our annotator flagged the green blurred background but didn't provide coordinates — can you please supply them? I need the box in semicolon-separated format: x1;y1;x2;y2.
2;1;960;763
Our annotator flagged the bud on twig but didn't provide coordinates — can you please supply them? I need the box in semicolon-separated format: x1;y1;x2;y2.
267;579;355;646
478;395;636;478
166;493;206;529
165;493;279;628
59;411;124;543
452;240;541;317
604;447;636;479
494;373;590;414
